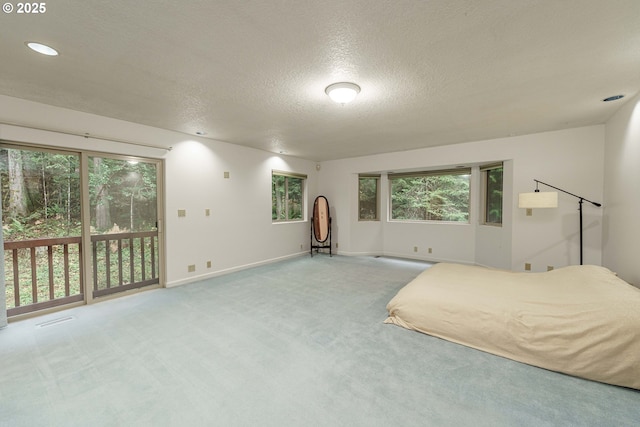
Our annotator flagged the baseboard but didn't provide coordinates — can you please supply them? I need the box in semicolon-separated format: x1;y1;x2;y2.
305;249;479;266
381;251;475;265
334;250;378;257
165;251;308;288
327;250;460;264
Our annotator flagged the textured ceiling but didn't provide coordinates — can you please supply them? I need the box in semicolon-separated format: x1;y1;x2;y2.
1;0;639;161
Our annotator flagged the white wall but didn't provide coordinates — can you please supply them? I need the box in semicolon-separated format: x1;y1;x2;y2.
319;126;604;272
164;139;317;286
603;93;640;286
0;95;317;289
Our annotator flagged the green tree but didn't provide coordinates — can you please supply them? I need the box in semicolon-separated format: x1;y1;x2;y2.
89;158;157;232
391;174;469;222
7;149;27;220
359;176;378;220
272;174;303;221
1;148;81;239
485;167;503;224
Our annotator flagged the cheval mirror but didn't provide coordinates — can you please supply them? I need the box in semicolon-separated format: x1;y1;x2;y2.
310;195;332;256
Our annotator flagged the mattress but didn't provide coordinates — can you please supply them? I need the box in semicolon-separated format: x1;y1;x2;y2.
385;263;640;389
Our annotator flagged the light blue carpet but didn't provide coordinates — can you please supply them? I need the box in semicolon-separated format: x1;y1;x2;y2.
1;255;638;426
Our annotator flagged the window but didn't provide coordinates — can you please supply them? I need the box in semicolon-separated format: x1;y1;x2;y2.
389;169;470;222
481;163;503;225
272;171;306;222
358;174;380;220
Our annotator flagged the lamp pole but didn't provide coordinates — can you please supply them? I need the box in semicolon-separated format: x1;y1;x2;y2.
534;180;601;265
579;198;584;265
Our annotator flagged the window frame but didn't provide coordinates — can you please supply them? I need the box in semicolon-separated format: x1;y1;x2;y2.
388;168;471;223
271;170;307;223
480;162;504;226
358;174;381;221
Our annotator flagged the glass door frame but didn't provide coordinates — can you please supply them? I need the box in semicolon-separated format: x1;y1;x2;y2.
81;151;165;305
0;142;84;316
1;140;165;316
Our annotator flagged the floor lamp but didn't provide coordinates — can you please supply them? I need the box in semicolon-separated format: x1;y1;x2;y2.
518;179;602;265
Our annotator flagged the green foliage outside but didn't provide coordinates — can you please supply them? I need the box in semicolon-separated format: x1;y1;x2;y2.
272;174;303;221
1;150;82;239
359;176;379;220
390;174;470;222
89;157;157;232
485;167;503;224
1;147;159;311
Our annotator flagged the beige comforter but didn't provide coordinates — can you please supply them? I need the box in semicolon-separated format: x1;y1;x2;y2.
385;263;640;389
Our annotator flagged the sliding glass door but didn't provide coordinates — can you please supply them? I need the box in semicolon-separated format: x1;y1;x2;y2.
1;145;83;316
1;143;163;317
88;156;160;298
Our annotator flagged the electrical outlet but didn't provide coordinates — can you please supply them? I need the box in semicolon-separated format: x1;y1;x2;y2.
335;242;339;248
547;266;554;271
188;264;196;272
300;244;303;250
206;261;212;269
413;246;418;252
224;171;230;179
526;208;533;216
205;209;210;217
428;248;432;254
178;209;186;217
524;263;531;271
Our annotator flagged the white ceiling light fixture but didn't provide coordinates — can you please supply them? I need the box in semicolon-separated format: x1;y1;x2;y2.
25;42;59;56
325;82;361;104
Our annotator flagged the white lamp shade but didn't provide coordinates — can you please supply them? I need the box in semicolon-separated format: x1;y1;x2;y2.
518;191;558;208
325;82;360;104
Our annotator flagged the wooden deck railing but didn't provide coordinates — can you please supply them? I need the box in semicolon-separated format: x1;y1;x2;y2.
4;236;84;316
91;231;159;298
4;231;159;316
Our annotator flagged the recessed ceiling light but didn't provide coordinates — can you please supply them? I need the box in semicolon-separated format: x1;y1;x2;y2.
25;42;59;56
325;82;361;104
602;95;624;102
